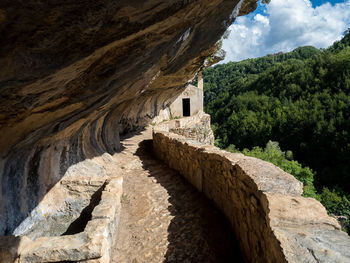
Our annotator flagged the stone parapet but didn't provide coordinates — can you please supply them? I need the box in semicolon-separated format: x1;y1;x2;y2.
153;130;350;263
0;176;122;263
155;111;214;145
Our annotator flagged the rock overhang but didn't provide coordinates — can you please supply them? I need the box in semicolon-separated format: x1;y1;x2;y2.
0;0;259;258
1;2;349;261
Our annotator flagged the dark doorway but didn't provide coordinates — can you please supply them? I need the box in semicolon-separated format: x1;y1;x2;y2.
182;98;190;117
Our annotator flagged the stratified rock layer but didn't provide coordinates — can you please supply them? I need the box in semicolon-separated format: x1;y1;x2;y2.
0;0;256;235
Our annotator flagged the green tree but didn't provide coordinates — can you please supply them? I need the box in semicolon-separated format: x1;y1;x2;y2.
205;31;350;234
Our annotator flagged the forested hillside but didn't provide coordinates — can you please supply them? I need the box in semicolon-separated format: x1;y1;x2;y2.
204;30;350;233
204;46;321;105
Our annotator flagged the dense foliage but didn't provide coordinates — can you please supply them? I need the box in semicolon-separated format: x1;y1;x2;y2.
204;31;350;233
226;141;318;198
226;141;350;233
204;46;321;105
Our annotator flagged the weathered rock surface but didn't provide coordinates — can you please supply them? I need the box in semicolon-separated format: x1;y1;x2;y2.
156;110;214;145
0;175;122;263
0;0;257;236
153;127;350;263
0;236;31;263
2;0;350;262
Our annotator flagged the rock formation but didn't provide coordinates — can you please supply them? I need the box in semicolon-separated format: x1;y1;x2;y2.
0;0;257;235
4;1;349;263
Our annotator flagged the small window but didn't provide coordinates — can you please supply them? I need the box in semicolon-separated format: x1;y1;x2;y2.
182;98;190;117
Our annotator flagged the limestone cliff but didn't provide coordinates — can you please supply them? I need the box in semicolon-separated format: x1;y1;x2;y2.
0;0;257;236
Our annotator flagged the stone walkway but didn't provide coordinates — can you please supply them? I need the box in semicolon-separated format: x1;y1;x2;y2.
111;128;243;263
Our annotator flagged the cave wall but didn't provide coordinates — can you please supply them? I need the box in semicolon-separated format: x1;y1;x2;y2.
0;0;257;235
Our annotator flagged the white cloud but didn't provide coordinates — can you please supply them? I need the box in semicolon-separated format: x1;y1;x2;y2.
221;0;350;62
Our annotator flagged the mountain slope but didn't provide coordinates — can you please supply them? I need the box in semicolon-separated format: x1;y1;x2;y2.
204;32;350;233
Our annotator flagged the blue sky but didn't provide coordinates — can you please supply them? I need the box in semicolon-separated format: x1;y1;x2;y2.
222;0;350;62
311;0;347;7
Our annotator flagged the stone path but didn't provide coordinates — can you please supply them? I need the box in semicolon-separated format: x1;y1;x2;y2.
111;128;243;263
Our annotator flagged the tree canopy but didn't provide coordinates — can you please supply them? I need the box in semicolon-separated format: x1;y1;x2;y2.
204;31;350;233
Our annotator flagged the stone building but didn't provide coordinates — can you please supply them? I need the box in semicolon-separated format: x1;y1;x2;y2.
168;72;204;118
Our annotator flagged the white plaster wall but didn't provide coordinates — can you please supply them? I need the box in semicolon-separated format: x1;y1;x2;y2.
169;84;203;118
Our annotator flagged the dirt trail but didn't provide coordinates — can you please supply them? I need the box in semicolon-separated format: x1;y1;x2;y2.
111;128;243;263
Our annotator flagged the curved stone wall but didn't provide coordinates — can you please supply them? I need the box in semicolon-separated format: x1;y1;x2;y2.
153;129;350;263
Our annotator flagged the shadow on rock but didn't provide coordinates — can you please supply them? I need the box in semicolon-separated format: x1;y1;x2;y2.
135;139;244;263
